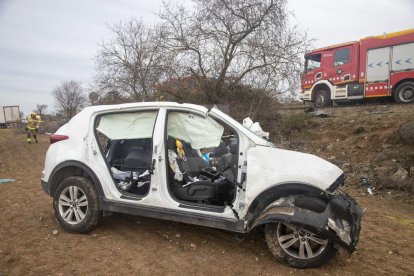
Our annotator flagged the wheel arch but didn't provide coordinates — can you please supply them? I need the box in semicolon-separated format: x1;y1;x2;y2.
392;78;414;95
48;160;105;204
311;81;333;101
245;182;327;231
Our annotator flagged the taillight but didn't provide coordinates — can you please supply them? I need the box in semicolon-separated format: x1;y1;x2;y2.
50;134;69;144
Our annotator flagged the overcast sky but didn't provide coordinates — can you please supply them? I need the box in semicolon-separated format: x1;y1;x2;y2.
0;0;413;115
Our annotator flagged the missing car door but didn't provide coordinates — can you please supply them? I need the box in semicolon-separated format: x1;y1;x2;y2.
165;111;239;207
95;111;158;197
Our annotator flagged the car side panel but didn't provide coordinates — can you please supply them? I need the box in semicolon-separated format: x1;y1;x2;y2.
242;146;343;219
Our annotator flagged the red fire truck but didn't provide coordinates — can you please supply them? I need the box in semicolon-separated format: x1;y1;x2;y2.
301;29;414;107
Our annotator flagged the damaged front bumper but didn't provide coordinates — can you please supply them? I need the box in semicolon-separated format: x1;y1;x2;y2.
252;191;362;251
326;192;362;249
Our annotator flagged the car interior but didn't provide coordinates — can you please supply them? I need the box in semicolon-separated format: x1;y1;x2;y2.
94;110;239;205
166;112;239;207
104;138;152;196
94;111;157;197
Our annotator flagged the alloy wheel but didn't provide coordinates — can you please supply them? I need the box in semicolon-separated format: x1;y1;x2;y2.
276;223;328;259
58;186;89;225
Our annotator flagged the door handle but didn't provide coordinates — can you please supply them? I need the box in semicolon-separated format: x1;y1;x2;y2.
337;69;342;74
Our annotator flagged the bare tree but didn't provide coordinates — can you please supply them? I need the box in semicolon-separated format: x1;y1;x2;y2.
35;104;48;115
93;0;309;104
52;81;86;118
160;0;310;103
95;19;175;101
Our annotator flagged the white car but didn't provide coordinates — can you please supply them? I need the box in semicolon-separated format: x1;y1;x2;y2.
41;102;362;268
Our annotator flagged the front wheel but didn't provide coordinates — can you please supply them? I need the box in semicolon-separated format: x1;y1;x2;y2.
394;81;414;103
265;223;336;268
313;90;332;107
53;176;101;233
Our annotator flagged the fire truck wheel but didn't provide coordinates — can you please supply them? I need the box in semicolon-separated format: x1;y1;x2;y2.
394;81;414;103
313;90;332;108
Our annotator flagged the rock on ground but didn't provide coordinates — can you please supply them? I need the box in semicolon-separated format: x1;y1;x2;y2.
391;167;409;182
399;121;414;145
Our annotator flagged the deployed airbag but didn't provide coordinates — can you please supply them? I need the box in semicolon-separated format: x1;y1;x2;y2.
167;112;224;149
96;112;157;140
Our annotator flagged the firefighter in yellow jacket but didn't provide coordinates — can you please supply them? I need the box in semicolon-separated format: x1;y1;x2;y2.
26;112;41;143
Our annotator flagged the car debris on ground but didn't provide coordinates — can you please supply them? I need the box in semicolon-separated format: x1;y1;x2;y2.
0;178;15;184
304;107;334;117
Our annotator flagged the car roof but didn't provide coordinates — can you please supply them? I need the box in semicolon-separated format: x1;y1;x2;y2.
83;101;208;114
59;102;209;136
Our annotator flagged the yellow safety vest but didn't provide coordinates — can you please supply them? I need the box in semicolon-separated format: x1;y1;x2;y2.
27;115;40;130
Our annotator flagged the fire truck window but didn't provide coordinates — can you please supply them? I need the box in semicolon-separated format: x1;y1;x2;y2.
305;54;321;71
334;48;350;67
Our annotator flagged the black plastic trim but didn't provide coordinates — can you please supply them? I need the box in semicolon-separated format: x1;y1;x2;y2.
245;183;326;228
47;160;105;204
120;195;142;201
101;199;245;233
327;173;345;192
251;191;362;251
178;202;225;213
41;179;49;195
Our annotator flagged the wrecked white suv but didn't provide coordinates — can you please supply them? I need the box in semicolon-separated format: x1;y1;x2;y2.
41;102;362;268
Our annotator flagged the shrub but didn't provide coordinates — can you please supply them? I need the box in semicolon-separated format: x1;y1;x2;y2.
279;113;316;135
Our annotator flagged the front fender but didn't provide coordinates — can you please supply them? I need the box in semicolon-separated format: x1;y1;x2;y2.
250;192;362;251
310;80;334;100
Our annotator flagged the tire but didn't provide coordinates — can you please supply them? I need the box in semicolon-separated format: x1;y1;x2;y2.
394;81;414;103
313;90;332;108
265;223;337;268
53;176;101;233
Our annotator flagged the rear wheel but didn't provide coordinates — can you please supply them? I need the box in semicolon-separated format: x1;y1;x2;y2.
265;223;336;268
394;81;414;103
313;90;332;107
53;176;101;233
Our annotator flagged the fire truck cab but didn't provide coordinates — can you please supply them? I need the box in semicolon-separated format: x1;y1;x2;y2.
301;29;414;107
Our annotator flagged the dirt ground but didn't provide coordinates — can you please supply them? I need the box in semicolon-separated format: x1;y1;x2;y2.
1;104;414;275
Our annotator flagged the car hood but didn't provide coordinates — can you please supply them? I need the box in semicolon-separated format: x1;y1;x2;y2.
245;146;343;205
